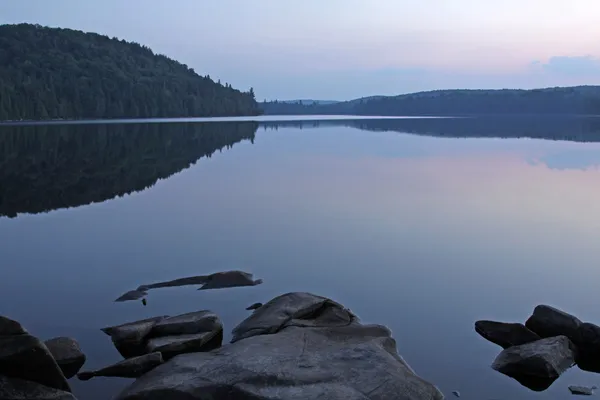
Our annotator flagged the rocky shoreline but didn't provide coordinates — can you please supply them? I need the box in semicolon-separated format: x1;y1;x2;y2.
0;292;444;399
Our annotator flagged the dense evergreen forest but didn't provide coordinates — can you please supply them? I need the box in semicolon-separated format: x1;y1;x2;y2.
0;122;257;217
261;86;600;116
0;24;261;120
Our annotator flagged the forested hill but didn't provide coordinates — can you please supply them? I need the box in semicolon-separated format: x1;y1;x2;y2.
261;86;600;116
0;24;261;120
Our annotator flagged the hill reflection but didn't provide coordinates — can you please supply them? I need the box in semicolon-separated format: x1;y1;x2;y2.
0;122;257;218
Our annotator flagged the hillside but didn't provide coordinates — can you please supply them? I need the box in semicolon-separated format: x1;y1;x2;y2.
0;24;261;120
261;87;600;116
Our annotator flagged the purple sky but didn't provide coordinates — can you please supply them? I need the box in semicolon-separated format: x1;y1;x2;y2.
2;0;600;100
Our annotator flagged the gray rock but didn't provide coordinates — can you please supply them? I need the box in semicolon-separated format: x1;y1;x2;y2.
77;352;163;381
44;337;86;379
0;334;70;392
525;305;581;341
246;302;263;311
114;289;148;302
146;331;223;359
569;385;595;395
150;311;221;336
0;315;27;335
101;316;168;358
492;336;576;381
116;292;443;400
576;322;600;360
452;390;460;397
137;275;210;291
196;270;263;290
475;320;541;349
0;375;76;400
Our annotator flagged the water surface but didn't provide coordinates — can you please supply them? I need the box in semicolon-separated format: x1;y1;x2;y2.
2;116;600;399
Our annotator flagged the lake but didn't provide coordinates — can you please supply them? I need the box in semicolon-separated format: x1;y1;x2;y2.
2;115;600;399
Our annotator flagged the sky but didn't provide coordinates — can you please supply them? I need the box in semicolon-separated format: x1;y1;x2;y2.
1;0;600;100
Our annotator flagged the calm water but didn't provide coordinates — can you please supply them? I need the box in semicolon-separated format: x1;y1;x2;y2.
2;116;600;399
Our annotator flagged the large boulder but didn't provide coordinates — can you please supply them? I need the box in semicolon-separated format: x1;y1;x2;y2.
77;352;163;381
475;320;540;349
101;316;168;358
146;331;223;360
44;337;86;379
574;322;600;370
492;336;576;387
0;375;76;400
0;315;27;335
0;334;70;392
525;305;581;341
150;311;221;336
116;292;444;400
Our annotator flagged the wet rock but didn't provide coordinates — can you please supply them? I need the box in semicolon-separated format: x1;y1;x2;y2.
525;305;581;341
0;315;27;335
116;292;443;400
146;330;223;359
0;334;70;392
475;320;541;349
452;390;460;397
77;352;163;381
245;302;263;311
492;336;576;383
196;270;263;290
575;322;600;358
150;311;221;336
101;316;168;358
44;337;86;379
568;385;595;395
114;289;148;302
137;275;209;291
0;375;76;400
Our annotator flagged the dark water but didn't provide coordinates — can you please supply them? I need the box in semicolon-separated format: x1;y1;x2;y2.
2;116;600;399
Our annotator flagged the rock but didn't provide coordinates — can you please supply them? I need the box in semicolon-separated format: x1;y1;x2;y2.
196;270;263;290
146;331;223;359
0;375;76;400
475;320;541;349
245;302;263;311
44;337;86;379
115;292;443;400
150;311;221;336
101;316;168;358
525;305;581;341
452;390;460;397
137;275;210;291
0;315;27;335
569;385;595;395
114;289;148;302
0;334;70;392
77;352;163;381
492;336;576;383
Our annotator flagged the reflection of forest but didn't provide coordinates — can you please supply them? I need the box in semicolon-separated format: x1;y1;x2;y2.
261;116;600;142
0;122;257;218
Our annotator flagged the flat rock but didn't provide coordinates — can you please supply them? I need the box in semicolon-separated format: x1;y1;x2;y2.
0;334;70;392
45;337;86;379
0;315;27;335
116;292;443;400
150;311;221;336
197;270;263;290
246;302;263;311
146;331;223;359
114;289;147;302
525;305;581;341
475;320;541;349
569;385;595;395
492;336;576;382
0;375;76;400
77;352;163;381
101;316;168;358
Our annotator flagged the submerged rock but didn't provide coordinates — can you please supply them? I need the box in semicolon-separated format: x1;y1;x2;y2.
101;316;169;358
0;334;71;392
114;289;148;302
0;375;76;400
44;337;86;379
568;385;595;396
77;352;163;381
116;292;443;400
245;302;263;311
475;320;540;349
196;270;263;290
150;311;221;336
492;336;576;386
525;305;581;341
0;315;27;335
